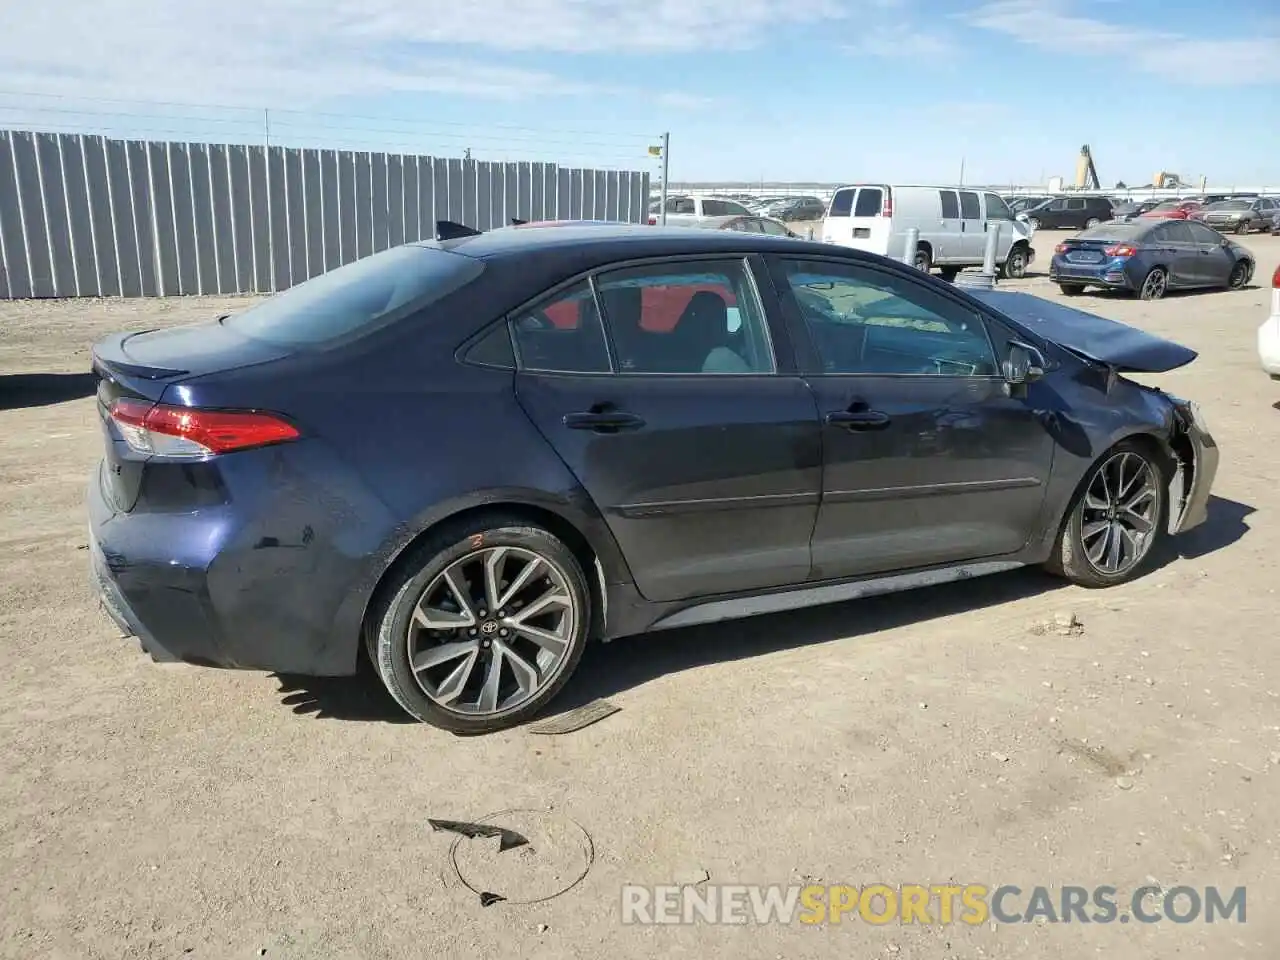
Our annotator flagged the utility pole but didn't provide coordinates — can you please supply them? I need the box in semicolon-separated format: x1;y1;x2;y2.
958;157;965;186
659;132;670;226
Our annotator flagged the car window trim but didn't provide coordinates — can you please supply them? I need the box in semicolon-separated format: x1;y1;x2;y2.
764;253;1005;380
592;254;781;378
506;274;615;377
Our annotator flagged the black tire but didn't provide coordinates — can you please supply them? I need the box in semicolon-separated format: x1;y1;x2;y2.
1228;259;1250;290
1235;219;1249;235
1026;217;1041;232
1058;283;1086;296
939;266;960;282
368;515;591;733
1085;217;1101;228
1045;439;1169;588
913;246;932;273
1138;266;1168;301
1001;245;1029;280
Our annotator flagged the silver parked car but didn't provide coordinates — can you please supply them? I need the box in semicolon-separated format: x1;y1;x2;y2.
1194;197;1279;234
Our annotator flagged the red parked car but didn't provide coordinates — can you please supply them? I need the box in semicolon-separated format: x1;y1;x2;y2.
1140;200;1203;220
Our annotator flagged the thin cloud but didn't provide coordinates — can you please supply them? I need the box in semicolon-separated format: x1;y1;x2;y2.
0;0;866;105
967;0;1280;85
844;26;955;59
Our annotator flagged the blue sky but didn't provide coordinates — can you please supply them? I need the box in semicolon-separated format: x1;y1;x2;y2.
3;0;1280;186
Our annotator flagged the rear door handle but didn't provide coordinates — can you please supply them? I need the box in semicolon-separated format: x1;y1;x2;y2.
563;410;645;432
825;410;891;431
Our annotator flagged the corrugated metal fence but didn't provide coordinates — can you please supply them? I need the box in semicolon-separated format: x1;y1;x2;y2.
0;129;651;300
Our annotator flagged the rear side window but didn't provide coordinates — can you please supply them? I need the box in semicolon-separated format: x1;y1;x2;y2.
1164;221;1196;243
939;191;960;219
225;245;484;347
829;189;855;217
853;188;882;216
510;280;611;374
958;192;981;219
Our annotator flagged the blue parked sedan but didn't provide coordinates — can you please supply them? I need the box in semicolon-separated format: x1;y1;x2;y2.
1050;219;1254;300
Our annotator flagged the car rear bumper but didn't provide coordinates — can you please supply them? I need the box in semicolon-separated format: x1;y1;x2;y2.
1048;259;1134;289
87;454;370;676
1260;311;1280;378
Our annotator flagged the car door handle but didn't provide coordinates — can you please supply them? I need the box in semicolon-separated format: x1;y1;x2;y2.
563;410;645;432
825;410;891;431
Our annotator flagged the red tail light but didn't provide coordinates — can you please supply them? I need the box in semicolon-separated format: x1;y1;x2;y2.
1104;244;1138;257
647;217;657;225
1273;264;1280;289
110;399;300;459
882;194;893;217
1054;242;1069;254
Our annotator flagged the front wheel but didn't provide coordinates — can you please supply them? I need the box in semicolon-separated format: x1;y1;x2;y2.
1026;217;1041;232
369;518;591;733
1139;267;1168;300
1235;219;1249;235
1001;246;1029;279
1228;259;1250;289
1046;442;1168;588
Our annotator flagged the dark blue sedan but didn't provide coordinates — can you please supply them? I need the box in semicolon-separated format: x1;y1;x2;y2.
89;222;1219;733
1050;219;1254;300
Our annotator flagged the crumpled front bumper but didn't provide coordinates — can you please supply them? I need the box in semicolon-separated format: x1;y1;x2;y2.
1168;402;1218;535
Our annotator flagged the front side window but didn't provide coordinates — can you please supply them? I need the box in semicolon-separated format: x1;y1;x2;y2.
510;280;611;374
984;194;1014;220
779;259;998;376
666;197;696;214
594;260;774;374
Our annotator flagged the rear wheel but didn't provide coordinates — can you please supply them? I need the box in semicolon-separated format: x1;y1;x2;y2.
1085;217;1101;228
1228;259;1250;289
1058;283;1086;296
1046;441;1168;588
368;517;591;733
913;246;932;273
1139;267;1168;300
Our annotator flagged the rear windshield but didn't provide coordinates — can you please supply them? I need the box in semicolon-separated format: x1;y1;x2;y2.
828;188;855;217
225;245;484;347
854;188;883;216
1077;222;1146;241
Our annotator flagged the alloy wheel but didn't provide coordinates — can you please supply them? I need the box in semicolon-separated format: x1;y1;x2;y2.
1005;249;1027;279
406;546;578;716
1229;260;1249;289
1140;269;1167;300
1079;451;1160;576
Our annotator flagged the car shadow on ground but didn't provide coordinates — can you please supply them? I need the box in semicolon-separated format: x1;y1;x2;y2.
272;494;1253;725
1172;495;1254;560
0;373;97;410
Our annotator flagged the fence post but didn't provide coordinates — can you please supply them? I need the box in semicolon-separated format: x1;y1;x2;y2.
903;227;919;266
658;132;670;226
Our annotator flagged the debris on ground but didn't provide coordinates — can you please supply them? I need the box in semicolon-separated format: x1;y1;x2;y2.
428;818;530;852
675;867;710;886
1029;610;1084;637
528;700;620;735
1115;776;1135;790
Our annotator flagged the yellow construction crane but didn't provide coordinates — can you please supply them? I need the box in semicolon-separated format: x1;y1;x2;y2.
1075;145;1101;190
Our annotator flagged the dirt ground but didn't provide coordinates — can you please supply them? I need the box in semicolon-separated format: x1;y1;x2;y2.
2;229;1278;959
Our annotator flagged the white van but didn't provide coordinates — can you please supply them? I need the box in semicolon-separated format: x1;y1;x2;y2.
821;184;1036;280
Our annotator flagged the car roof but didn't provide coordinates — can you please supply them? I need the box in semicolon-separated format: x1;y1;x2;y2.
410;223;826;261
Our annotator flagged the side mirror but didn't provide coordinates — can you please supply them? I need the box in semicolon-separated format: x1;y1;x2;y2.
1003;342;1046;391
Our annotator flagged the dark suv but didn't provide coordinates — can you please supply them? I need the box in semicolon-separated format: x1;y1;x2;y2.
1021;196;1114;231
